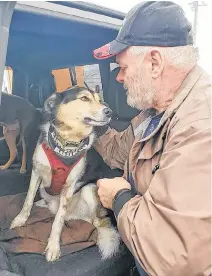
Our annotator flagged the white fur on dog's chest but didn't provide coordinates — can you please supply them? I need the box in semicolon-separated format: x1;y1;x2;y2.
33;144;86;189
33;144;52;188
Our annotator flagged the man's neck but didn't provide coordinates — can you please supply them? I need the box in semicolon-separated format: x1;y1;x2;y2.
153;65;195;113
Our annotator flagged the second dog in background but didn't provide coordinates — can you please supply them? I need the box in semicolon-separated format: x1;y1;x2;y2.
0;92;40;173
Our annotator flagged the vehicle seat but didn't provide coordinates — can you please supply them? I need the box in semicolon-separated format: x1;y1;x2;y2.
107;67;139;131
0;243;134;276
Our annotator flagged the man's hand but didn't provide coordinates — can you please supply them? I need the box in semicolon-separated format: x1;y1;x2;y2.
97;177;131;209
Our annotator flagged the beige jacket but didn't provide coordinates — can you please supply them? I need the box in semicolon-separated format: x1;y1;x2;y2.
95;66;211;276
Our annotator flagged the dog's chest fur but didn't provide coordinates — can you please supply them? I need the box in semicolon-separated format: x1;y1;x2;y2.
33;143;86;190
33;122;95;191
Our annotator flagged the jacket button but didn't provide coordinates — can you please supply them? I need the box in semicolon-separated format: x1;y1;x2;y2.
152;164;160;174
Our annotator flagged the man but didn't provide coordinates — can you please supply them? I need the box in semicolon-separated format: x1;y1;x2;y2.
93;1;211;276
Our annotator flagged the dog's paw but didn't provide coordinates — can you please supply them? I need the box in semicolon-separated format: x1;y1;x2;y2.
19;168;26;174
0;165;8;170
10;214;28;229
45;239;61;262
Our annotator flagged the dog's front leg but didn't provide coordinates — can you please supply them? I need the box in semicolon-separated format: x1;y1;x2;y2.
45;185;73;262
10;170;41;229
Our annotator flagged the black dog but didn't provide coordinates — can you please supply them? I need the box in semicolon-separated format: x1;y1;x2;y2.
0;92;41;173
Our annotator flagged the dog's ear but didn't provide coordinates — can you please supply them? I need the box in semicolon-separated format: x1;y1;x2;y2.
44;93;62;113
95;85;100;94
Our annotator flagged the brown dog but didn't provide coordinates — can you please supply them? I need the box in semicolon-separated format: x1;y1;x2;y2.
0;92;39;173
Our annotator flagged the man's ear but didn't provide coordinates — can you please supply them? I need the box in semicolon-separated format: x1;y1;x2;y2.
44;93;62;113
150;49;164;79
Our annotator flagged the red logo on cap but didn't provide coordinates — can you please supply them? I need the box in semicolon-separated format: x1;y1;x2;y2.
93;43;115;60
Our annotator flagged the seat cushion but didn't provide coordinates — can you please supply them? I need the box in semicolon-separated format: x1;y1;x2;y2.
6;244;134;276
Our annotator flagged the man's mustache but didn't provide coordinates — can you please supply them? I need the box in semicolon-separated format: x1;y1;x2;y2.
123;83;128;90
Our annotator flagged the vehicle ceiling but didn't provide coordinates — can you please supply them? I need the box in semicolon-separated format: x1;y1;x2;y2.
6;1;125;71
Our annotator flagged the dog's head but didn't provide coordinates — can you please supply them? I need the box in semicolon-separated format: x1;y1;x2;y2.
44;86;112;128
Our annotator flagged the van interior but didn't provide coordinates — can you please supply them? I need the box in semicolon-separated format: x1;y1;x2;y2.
0;2;140;275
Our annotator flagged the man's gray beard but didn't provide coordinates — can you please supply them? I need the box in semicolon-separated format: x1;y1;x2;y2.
123;83;128;90
124;81;156;110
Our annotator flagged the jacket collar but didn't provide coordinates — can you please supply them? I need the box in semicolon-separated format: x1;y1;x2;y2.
162;65;203;121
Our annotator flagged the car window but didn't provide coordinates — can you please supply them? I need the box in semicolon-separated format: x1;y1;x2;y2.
84;64;103;99
1;66;13;94
53;64;103;99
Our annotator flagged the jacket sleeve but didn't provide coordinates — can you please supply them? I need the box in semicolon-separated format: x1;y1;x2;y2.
94;123;135;170
116;119;211;276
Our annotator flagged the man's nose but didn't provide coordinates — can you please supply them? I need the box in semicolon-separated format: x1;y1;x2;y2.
116;70;124;83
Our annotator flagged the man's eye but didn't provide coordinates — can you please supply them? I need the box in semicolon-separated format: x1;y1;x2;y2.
80;96;90;102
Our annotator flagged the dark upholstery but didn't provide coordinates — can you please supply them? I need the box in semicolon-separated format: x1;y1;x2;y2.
108;68;139;131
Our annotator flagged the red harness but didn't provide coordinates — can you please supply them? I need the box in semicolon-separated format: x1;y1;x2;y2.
42;143;85;195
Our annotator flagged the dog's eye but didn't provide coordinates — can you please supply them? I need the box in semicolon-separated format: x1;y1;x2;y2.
80;96;90;102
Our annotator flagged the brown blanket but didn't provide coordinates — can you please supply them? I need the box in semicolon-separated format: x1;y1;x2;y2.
0;193;97;256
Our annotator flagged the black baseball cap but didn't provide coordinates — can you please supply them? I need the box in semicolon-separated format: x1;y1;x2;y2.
93;1;193;60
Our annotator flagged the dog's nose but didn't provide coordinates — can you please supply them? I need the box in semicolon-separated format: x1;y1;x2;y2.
103;107;112;117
